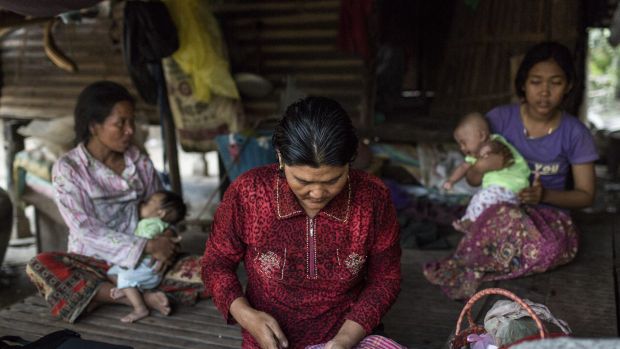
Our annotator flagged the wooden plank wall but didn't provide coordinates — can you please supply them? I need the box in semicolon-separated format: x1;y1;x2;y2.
431;0;583;119
211;0;365;125
0;2;156;122
0;1;364;127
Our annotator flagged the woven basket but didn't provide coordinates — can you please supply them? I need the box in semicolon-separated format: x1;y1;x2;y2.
450;288;547;349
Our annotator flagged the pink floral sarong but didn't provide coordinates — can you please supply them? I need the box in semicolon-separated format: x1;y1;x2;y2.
423;203;578;299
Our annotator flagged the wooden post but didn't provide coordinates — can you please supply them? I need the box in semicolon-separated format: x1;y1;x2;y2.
360;4;378;130
3;118;31;239
3;119;26;191
161;110;182;196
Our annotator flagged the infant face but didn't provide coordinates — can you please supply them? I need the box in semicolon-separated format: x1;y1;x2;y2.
140;192;165;219
454;124;486;157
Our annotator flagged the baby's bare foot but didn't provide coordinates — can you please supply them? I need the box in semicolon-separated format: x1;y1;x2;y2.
144;291;171;316
120;307;149;323
110;287;125;300
452;219;472;233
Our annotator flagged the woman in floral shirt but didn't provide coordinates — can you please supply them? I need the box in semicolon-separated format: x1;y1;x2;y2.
26;81;204;323
202;97;402;349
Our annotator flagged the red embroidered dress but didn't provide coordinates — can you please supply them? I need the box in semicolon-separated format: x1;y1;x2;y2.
202;165;401;349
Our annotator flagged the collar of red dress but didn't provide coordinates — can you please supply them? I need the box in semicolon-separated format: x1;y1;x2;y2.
275;170;351;223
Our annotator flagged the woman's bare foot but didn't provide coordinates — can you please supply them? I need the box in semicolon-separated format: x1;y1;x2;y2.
110;287;125;300
143;291;171;316
120;306;149;323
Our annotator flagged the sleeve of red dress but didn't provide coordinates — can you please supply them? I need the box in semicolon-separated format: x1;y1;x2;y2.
201;182;247;324
345;193;402;333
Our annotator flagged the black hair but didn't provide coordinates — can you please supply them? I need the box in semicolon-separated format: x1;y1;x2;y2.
74;81;135;145
156;190;187;224
514;41;576;99
272;96;358;167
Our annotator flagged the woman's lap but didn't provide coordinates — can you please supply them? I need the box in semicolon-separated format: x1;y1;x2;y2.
26;252;205;323
423;203;578;299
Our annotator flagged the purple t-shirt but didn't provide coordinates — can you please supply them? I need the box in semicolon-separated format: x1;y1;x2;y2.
487;104;598;191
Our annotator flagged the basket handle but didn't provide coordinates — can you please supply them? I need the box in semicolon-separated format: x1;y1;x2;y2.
455;288;547;339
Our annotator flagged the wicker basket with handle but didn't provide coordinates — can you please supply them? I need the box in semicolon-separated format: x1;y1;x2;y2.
451;288;547;349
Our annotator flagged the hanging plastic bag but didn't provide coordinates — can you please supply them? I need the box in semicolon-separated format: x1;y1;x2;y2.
163;0;239;102
484;299;571;347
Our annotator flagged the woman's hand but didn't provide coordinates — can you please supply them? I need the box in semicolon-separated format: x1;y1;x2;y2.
324;320;365;349
145;234;180;272
518;173;544;205
245;310;288;349
230;297;288;349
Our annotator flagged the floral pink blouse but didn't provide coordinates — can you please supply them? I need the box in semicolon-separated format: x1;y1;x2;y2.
52;143;162;268
202;165;402;349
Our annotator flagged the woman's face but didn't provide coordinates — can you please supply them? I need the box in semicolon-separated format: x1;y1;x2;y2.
89;101;135;153
283;163;349;215
522;59;571;119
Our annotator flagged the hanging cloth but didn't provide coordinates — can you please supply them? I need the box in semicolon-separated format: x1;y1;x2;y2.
163;0;239;102
123;1;179;105
337;0;374;61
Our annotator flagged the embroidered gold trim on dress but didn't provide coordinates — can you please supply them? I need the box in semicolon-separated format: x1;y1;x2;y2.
276;175;303;219
321;178;351;223
275;173;352;222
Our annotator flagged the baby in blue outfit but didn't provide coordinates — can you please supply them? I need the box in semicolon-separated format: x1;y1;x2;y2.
107;190;186;323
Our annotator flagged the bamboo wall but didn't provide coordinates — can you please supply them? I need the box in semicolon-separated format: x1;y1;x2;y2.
0;1;600;134
0;4;156;122
212;0;365;124
431;0;584;119
0;0;364;127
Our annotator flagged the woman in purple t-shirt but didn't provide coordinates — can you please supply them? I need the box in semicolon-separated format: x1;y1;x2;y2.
424;42;598;299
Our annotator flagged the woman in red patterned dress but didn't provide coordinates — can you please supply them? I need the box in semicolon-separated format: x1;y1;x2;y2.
202;97;402;349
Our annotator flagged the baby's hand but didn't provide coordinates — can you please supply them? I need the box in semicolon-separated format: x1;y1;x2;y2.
442;181;453;191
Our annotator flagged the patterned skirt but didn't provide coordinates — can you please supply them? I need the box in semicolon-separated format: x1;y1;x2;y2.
26;252;206;323
423;203;578;300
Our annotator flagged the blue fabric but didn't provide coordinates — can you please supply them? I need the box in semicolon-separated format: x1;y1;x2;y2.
216;132;277;182
107;256;162;290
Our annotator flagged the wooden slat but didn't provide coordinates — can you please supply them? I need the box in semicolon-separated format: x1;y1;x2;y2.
210;0;362;123
234;29;337;41
263;59;362;69
1;297;242;349
228;13;338;27
0;2;157;123
382;249;463;348
212;1;339;14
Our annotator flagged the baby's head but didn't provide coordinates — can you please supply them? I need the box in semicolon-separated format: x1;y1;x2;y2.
140;190;187;224
453;112;491;157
